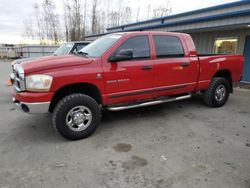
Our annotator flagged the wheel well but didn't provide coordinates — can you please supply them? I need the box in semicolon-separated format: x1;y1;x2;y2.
213;70;233;92
49;83;102;112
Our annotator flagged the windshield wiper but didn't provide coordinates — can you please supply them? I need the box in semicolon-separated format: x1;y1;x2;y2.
77;51;89;57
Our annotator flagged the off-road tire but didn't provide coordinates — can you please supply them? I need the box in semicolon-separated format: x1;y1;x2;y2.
203;77;230;107
52;94;101;140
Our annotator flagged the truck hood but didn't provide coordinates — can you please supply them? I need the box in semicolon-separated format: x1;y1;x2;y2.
12;57;39;66
22;55;93;74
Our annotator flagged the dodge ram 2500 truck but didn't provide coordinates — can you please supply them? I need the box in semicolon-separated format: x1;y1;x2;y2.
12;32;244;140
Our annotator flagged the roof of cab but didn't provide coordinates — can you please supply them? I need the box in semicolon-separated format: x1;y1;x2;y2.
108;31;189;38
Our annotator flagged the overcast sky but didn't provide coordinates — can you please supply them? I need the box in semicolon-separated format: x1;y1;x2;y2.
0;0;239;44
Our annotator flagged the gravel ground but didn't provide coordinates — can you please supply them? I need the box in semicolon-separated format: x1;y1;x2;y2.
0;60;250;188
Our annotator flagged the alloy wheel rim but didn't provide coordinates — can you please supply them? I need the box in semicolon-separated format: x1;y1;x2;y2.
215;84;226;102
66;106;92;132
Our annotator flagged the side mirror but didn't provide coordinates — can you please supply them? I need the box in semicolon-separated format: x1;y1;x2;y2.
109;49;133;62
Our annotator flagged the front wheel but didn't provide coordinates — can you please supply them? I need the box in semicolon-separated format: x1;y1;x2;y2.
52;94;101;140
203;77;230;107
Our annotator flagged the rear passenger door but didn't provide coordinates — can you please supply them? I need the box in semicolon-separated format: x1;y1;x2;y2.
152;35;198;97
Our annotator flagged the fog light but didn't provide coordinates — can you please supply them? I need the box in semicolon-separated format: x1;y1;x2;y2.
21;104;29;113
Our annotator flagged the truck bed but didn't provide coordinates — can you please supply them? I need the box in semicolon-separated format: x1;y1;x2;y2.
195;54;244;92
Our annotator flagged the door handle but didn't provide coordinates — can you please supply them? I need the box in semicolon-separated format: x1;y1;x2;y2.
141;65;152;70
181;62;189;67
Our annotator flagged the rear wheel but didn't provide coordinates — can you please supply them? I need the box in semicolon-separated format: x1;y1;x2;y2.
203;77;230;107
53;94;101;140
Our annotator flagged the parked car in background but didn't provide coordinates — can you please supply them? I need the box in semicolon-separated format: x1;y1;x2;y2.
12;32;243;140
53;41;91;56
9;41;90;84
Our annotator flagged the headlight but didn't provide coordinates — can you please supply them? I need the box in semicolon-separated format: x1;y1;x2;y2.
25;74;53;92
13;63;17;70
12;61;18;71
11;60;17;66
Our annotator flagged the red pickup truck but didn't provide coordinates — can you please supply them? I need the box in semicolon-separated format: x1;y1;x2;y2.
12;32;244;140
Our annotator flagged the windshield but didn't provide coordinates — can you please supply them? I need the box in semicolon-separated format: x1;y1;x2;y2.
79;34;123;58
54;43;74;55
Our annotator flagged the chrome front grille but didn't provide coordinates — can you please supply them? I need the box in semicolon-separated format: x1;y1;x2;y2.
14;65;25;92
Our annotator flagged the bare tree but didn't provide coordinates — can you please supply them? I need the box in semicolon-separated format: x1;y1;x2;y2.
153;6;171;18
33;3;43;42
136;6;140;22
106;0;111;28
23;0;173;42
72;0;82;40
64;0;84;41
121;6;132;25
42;0;60;43
82;0;87;38
146;5;151;19
63;0;71;41
152;0;172;18
23;18;34;40
108;11;118;27
91;0;98;34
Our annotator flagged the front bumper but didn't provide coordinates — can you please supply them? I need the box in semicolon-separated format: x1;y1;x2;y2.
12;89;54;114
13;97;50;114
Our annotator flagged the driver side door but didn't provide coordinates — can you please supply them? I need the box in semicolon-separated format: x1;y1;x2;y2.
102;35;155;105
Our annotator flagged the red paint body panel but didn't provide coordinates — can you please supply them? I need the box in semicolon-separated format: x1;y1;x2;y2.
101;33;155;104
14;31;244;107
12;89;54;103
196;55;244;91
22;55;93;74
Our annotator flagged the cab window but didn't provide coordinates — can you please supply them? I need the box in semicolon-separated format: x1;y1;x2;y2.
116;35;150;60
153;35;184;58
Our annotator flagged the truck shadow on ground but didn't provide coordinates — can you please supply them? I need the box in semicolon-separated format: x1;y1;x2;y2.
99;95;205;132
101;95;204;123
8;95;205;143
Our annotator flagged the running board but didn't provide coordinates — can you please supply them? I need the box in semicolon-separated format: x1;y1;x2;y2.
107;94;191;111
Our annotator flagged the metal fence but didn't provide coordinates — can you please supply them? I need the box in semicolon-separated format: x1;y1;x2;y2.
0;45;59;59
